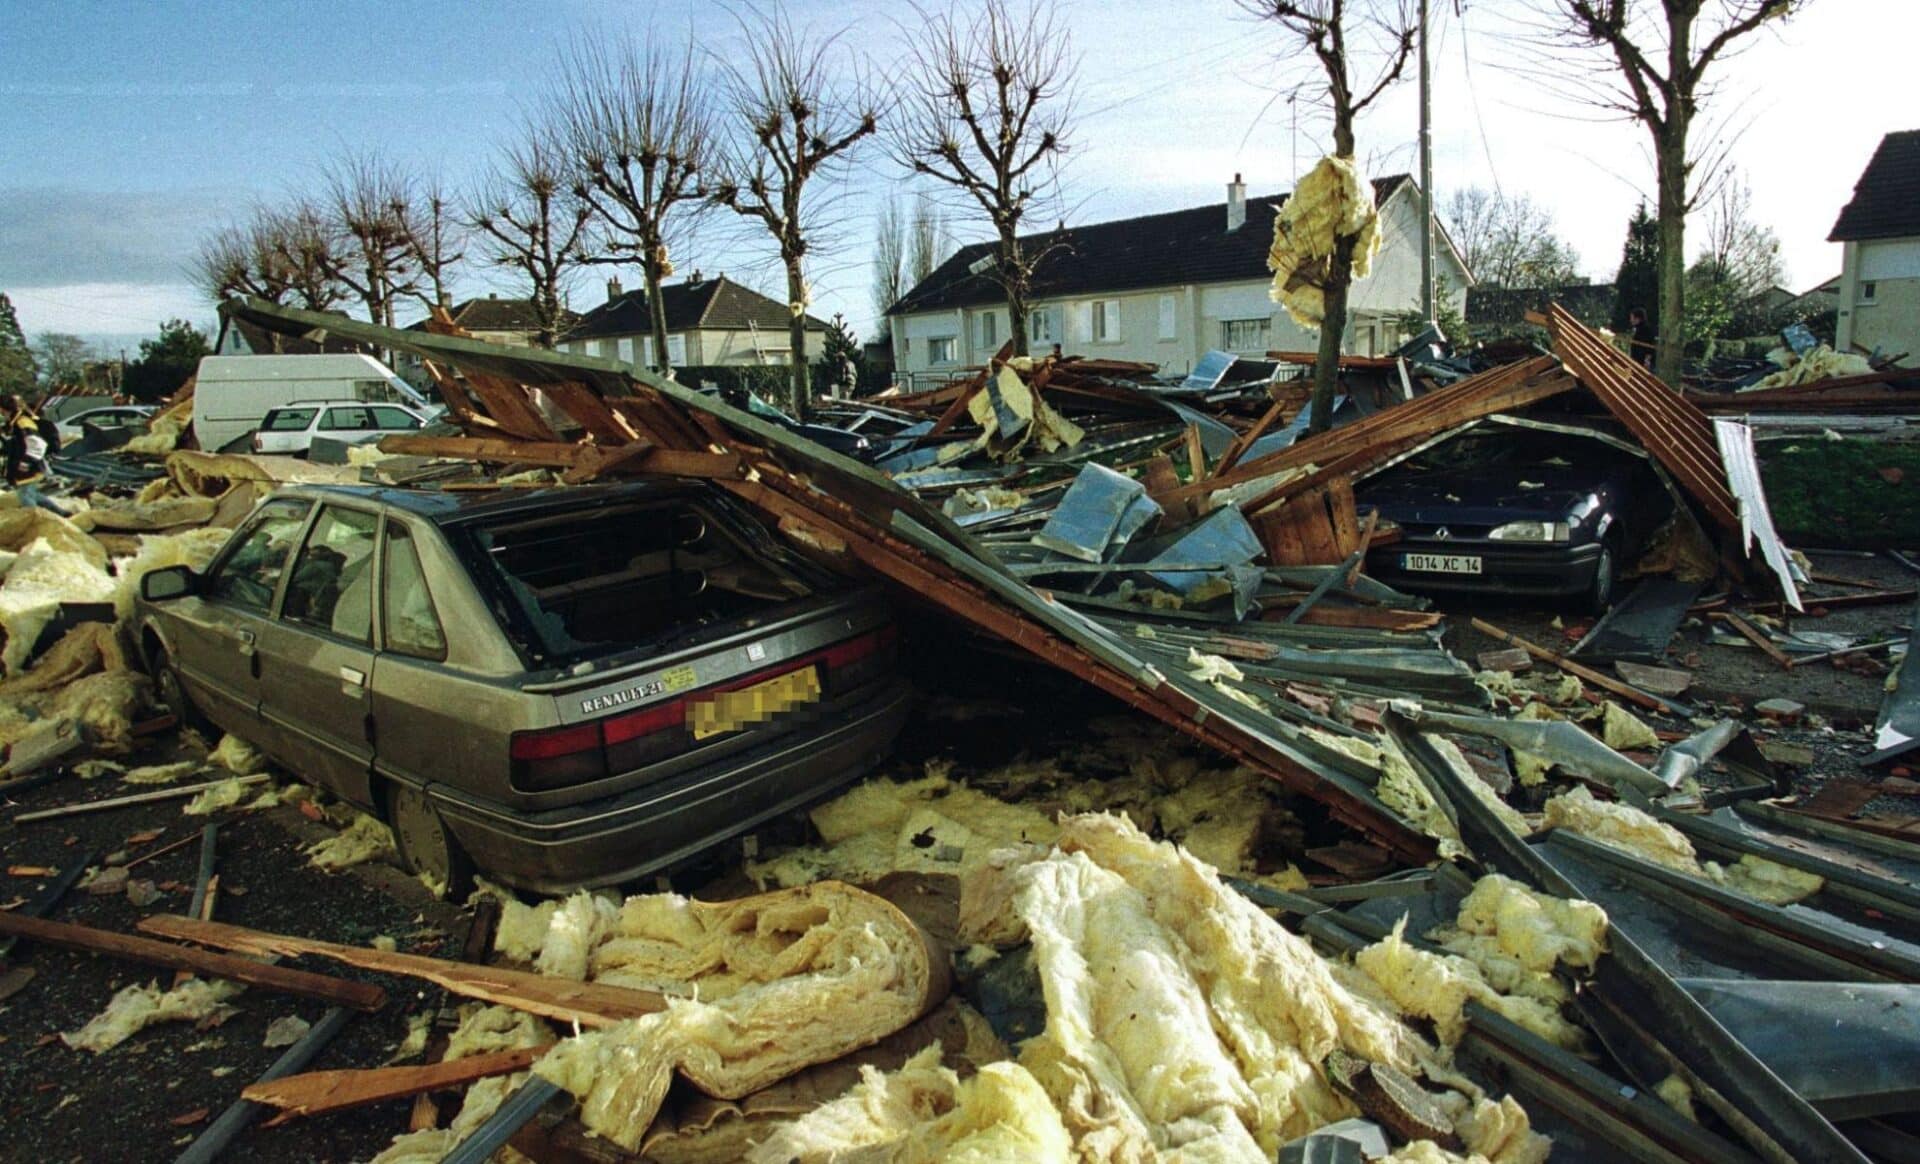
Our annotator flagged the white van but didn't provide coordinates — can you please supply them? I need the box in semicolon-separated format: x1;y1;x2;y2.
192;354;434;453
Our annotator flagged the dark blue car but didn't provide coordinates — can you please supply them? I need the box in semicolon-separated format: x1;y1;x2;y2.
1357;423;1670;612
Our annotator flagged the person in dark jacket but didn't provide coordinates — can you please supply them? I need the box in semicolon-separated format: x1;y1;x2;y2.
1628;307;1657;371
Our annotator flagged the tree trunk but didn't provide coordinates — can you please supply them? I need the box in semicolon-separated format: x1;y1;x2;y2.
785;259;809;420
644;258;671;379
1308;234;1357;436
1003;234;1029;359
1654;125;1688;385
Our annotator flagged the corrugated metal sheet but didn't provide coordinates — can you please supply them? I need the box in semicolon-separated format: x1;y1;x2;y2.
1714;418;1804;612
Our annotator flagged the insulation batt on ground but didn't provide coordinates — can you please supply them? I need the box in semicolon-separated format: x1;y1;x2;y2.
1544;786;1825;905
183;775;251;815
371;1005;555;1164
304;811;397;869
62;978;244;1053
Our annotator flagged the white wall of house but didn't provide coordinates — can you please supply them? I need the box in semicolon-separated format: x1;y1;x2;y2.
887;183;1469;381
562;328;824;368
1838;238;1920;361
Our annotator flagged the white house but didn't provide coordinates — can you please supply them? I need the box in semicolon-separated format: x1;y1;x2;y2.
886;174;1470;382
561;275;832;369
1831;130;1920;362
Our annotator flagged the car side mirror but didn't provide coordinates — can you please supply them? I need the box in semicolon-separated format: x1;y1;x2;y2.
141;565;198;602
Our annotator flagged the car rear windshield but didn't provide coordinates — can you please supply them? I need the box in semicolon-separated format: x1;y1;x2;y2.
457;496;816;668
263;408;318;432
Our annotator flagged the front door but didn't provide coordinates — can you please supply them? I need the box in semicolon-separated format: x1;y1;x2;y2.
169;497;314;732
252;503;381;807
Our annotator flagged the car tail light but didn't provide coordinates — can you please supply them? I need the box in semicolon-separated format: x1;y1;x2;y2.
509;623;898;792
251;433;263;453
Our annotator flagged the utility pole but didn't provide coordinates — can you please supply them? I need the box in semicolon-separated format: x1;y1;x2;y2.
1418;0;1434;327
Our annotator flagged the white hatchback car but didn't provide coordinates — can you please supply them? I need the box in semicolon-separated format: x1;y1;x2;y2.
252;400;431;456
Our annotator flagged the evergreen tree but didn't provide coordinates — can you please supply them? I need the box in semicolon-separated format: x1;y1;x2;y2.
0;293;37;396
815;313;863;396
123;318;211;402
1612;203;1660;333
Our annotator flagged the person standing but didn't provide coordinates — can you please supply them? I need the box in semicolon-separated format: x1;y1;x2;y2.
4;395;65;514
1628;307;1657;372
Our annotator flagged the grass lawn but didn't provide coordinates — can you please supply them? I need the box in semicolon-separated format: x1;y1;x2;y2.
1759;436;1920;549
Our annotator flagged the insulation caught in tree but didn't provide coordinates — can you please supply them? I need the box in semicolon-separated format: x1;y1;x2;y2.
1267;156;1382;328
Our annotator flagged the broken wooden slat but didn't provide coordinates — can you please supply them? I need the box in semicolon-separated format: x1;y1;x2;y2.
542;380;638;446
0;912;386;1011
1183;422;1207;478
175;1007;354;1164
1614;661;1694;696
1710;612;1794;670
138;915;665;1028
13;774;270;824
1470;618;1670;714
252;1046;548;1124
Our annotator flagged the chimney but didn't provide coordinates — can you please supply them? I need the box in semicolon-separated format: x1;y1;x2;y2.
1226;173;1246;233
606;277;623;303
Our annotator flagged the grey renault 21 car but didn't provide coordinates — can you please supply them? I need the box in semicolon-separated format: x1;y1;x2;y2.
134;481;909;895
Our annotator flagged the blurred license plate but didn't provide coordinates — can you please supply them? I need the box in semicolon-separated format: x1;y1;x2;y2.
688;666;820;740
1403;553;1482;574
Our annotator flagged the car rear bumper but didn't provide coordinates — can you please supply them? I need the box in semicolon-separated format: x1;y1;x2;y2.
1366;540;1604;598
430;680;913;894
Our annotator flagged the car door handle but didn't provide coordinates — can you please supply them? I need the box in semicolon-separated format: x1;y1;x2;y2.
339;666;367;689
234;629;255;656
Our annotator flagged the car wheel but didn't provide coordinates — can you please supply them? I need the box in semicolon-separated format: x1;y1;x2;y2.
386;782;474;900
149;644;212;735
1585;542;1618;615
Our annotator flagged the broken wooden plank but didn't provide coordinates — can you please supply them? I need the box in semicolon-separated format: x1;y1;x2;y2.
1711;612;1794;670
253;1046;549;1125
176;1007;355;1164
13;774;269;824
1470;618;1671;713
0;912;386;1011
138;915;665;1028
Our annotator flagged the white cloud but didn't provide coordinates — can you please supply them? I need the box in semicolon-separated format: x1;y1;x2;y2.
9;282;210;343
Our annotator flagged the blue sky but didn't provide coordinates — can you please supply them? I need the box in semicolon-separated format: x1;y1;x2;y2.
2;0;1912;353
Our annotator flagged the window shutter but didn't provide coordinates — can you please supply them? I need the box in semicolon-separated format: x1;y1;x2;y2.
1158;295;1176;340
1074;302;1093;344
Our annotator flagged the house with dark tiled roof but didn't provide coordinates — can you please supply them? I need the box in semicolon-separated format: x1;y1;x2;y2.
560;275;831;369
405;295;576;348
886;174;1469;380
1831;130;1920;360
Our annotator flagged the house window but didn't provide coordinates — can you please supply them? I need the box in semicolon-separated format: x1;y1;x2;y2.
1220;318;1271;352
928;336;957;365
976;311;998;348
617;337;635;365
1093;298;1121;342
667;334;687;365
1158;295;1177;341
1860;281;1878;304
1028;307;1057;344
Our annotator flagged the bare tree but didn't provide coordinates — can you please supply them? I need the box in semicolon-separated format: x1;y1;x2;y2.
33;332;92;389
192;208;346;318
311;151;420;328
467;132;597;348
710;8;879;415
397;173;468;312
1443;186;1583;288
889;0;1077;357
1240;0;1415;434
1696;173;1781;300
549;35;712;374
909;193;949;284
873;196;908;338
1524;0;1798;381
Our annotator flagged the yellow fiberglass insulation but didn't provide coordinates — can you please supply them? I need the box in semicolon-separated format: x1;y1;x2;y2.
1266;155;1383;328
122;760;201;786
746;1044;1073;1164
532;882;946;1152
480;884;560;964
41;670;147;755
1543;785;1700;874
1599;701;1660;752
1713;853;1825;906
1445;1092;1553;1164
184;775;252;815
304;811;397;869
977;813;1441;1159
208;732;265;775
1427;875;1607;1010
0;621;128;697
0;507;107;567
1354;921;1586;1053
73;494;218;534
1316;730;1527;860
62;978;245;1053
535;891;621;981
746;765;1058;889
111;527;234;619
0;537;119;676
